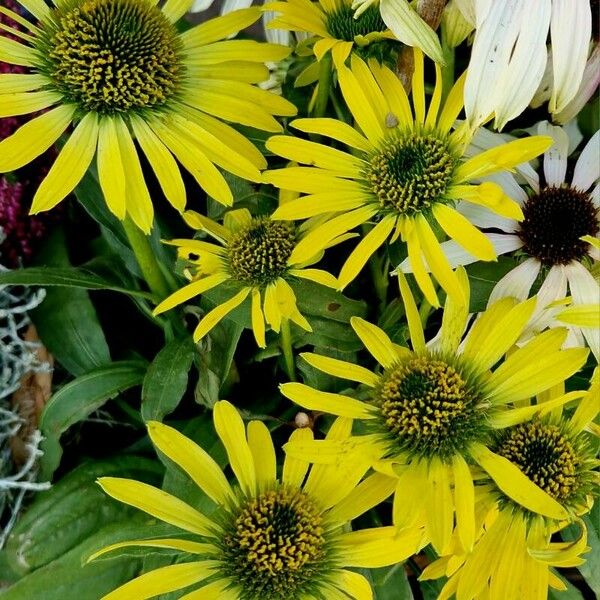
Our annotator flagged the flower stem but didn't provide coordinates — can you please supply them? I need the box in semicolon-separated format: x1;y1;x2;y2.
280;318;297;382
122;217;171;301
312;54;332;118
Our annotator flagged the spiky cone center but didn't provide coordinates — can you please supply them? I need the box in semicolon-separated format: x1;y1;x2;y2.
495;421;581;504
227;218;296;286
36;0;184;114
366;132;456;215
221;487;327;600
375;355;486;461
325;4;386;41
519;185;599;265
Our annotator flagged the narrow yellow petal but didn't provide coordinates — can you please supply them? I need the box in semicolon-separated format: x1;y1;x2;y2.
181;7;261;47
147;421;234;505
447;182;524;221
250;288;266;348
101;562;214;600
397;272;426;353
262;167;361;194
338;215;395;290
332;571;373;600
338;526;425;568
183;210;231;242
0;73;47;93
280;382;376;419
412;47;426;125
290;117;373;152
433;203;496;261
455;136;553;183
193;288;250;343
97;117;126;220
88;538;212;563
0;104;74;172
179;580;238;600
213;400;256;496
426;458;453;554
282;427;314;488
300;352;379;387
130;114;186;213
97;477;213;535
31;112;99;214
368;59;412;127
191;40;291;65
0;36;36;66
263;282;282;332
453;454;475;553
247;420;276;492
469;444;568;520
161;0;194;22
349;54;388;122
272;192;367;220
439;266;470;355
425;61;443;128
350;316;401;369
438;70;467;134
288;268;338;289
404;219;439;307
154;273;228;315
0;90;61;118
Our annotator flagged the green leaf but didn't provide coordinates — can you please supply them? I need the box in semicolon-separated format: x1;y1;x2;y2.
0;266;155;300
2;456;162;575
30;229;111;376
371;564;414;600
466;257;518;312
194;316;242;409
548;573;584;600
142;338;196;422
41;360;147;436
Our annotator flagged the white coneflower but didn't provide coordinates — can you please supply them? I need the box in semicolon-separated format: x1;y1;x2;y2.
463;0;594;129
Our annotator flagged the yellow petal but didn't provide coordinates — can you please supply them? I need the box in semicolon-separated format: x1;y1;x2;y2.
300;352;379;387
282;427;314;488
350;316;401;368
130;114;186;213
332;571;373;600
426;458;453;555
439;266;470;354
0;73;48;93
247;420;276;492
250;288;266;348
0;90;61;118
0;104;74;172
280;382;376;419
147;421;234;505
453;454;475;553
290;117;373;152
97;117;126;220
438;70;467;134
88;538;212;562
0;36;36;66
31;112;99;214
97;477;213;535
412;47;426;124
191;40;291;65
433;203;496;261
193;288;250;343
161;0;194;22
213;400;256;496
338;215;395;290
397;272;426;353
181;7;261;47
101;562;214;600
288;268;338;288
469;444;568;520
154;273;228;315
14;0;49;21
368;59;412;127
448;182;524;221
404;219;439;307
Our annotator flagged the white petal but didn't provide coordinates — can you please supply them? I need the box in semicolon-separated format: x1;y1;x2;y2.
262;8;291;46
531;50;553;108
398;233;523;272
488;257;540;305
493;0;551;130
528;264;568;332
564;119;584;155
555;46;600;125
572;131;600;192
538;121;569;186
457;201;519;232
464;0;524;127
473;0;492;26
190;0;214;11
549;0;592;113
591;184;600;209
220;0;253;15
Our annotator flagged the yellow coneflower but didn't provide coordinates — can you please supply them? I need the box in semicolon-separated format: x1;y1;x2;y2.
281;268;589;556
421;371;599;600
0;1;295;232
263;49;551;305
91;400;426;599
153;208;339;347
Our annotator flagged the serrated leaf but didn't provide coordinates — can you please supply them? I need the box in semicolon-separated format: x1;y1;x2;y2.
142;338;196;422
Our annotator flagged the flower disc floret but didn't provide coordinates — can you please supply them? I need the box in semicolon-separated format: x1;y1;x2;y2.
366;133;456;214
495;421;580;503
38;0;183;113
228;218;296;286
376;355;485;460
325;4;386;41
221;487;326;599
518;186;599;265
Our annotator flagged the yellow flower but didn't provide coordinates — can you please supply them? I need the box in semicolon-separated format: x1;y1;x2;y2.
90;400;425;599
421;372;600;600
263;49;552;305
265;0;399;67
281;268;589;556
0;1;296;232
153;208;339;347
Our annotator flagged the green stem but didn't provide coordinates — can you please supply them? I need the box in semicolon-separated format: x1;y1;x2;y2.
361;224;389;312
280;319;297;382
312;54;332;118
122;217;171;301
440;37;455;104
